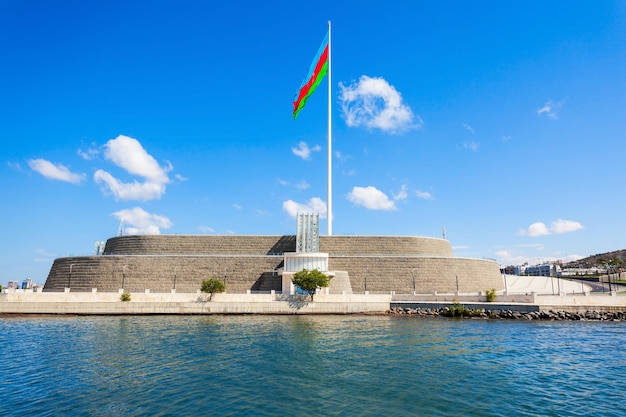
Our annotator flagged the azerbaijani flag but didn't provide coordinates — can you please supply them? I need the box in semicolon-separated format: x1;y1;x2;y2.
293;31;329;120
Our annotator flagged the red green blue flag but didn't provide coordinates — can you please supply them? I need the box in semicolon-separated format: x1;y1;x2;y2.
293;31;329;120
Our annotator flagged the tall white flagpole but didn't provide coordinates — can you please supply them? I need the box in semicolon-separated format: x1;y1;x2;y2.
327;20;333;236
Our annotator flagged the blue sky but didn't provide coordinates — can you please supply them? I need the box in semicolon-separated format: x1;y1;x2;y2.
2;1;626;284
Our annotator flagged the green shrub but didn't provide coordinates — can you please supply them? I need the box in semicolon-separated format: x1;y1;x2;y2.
485;288;497;302
292;269;330;301
120;291;131;302
443;302;483;318
201;278;226;301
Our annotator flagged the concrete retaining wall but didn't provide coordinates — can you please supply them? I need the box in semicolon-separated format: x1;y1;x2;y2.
0;292;392;315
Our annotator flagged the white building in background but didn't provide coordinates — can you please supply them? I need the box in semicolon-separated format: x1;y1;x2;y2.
522;263;561;277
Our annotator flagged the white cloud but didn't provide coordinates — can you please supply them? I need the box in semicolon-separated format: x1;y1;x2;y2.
276;178;310;190
34;248;56;264
233;204;242;210
537;99;565;119
339;75;421;134
495;249;532;266
94;170;166;201
295;180;310;190
104;135;170;183
463;141;480;152
199;226;215;233
77;144;99;160
495;248;583;267
525;222;550;237
550;219;584;234
520;219;584;237
347;186;396;210
463;123;475;134
94;135;171;201
282;197;327;218
502;135;512;141
415;190;433;200
8;161;22;171
393;184;408;201
28;159;85;184
292;141;321;160
335;151;352;162
112;207;172;235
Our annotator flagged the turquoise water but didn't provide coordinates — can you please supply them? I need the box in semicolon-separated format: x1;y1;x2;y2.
1;315;625;416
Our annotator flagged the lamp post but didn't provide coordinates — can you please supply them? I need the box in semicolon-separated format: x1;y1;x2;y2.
69;263;75;289
173;266;178;291
122;264;127;290
364;270;368;292
503;273;508;295
411;268;417;294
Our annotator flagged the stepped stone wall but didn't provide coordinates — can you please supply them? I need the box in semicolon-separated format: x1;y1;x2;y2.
319;235;453;256
103;235;296;255
43;235;502;294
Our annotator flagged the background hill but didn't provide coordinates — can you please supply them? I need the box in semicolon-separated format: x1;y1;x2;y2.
566;249;626;268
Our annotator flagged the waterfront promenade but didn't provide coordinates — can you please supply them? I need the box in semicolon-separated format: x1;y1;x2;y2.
2;275;626;315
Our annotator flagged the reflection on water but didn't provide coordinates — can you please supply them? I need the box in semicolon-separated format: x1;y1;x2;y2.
1;315;625;417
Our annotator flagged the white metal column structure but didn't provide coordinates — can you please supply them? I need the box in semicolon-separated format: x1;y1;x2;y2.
296;213;320;253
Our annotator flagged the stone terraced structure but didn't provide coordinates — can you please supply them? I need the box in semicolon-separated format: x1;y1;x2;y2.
43;235;503;294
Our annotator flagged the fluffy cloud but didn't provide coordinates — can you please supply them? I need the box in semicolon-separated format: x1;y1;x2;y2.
112;207;172;235
28;159;85;184
339;75;420;134
526;222;550;237
520;219;584;237
77;144;99;160
292;141;321;160
550;219;584;234
282;197;327;218
463;141;480;152
415;190;433;200
347;186;396;210
94;171;166;201
94;135;171;201
393;184;408;201
537;99;565;119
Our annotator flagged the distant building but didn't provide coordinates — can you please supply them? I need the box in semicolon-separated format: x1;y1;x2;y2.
523;263;561;277
501;265;517;275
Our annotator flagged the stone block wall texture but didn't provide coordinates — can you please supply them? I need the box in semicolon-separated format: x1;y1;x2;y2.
43;235;502;294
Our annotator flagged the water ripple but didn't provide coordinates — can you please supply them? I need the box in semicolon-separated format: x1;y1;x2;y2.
1;316;625;416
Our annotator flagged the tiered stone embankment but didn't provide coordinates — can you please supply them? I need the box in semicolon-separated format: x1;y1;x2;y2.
43;235;503;295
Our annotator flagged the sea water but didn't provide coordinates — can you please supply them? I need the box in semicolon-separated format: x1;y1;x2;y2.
1;315;625;417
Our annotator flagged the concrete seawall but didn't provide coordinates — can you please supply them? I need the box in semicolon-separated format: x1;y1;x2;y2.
0;291;392;315
3;290;626;315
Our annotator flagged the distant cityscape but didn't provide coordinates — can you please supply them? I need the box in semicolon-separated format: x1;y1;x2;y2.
502;254;625;278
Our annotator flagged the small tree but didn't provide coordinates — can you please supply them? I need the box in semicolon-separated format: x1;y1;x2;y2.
201;278;226;301
120;291;131;302
291;269;330;301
